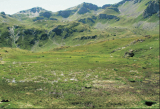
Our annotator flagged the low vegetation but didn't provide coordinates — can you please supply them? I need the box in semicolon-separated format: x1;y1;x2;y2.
0;33;159;108
0;0;159;108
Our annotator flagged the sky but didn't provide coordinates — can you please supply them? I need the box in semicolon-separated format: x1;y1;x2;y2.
0;0;122;15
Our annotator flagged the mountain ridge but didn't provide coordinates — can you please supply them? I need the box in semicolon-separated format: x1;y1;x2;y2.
7;0;159;20
0;0;159;51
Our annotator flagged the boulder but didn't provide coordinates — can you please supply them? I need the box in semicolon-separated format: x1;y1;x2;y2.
124;50;134;57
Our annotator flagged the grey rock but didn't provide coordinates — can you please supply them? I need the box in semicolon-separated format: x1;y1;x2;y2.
98;14;120;21
134;0;142;4
124;50;135;57
143;0;159;18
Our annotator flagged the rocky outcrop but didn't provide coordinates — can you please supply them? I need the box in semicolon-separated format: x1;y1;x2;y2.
143;0;159;18
51;25;63;35
19;7;46;14
78;17;95;24
40;12;52;18
78;14;120;25
33;16;44;21
102;4;112;9
78;2;99;14
40;34;48;40
108;7;119;12
56;2;99;17
78;16;97;25
2;26;50;49
133;0;142;4
50;22;91;40
0;12;6;18
58;10;76;18
30;7;42;13
98;14;120;21
16;7;48;18
82;2;98;11
50;18;57;20
78;7;90;14
113;0;131;7
102;0;134;9
1;12;5;15
51;22;82;38
124;50;135;57
74;35;97;40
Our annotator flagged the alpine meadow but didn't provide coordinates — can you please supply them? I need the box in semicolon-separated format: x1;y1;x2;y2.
0;0;159;108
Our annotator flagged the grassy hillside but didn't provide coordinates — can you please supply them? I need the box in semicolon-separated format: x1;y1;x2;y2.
1;0;159;52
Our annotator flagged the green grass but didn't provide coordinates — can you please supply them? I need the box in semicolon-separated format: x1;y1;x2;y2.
136;0;150;12
101;7;120;15
0;1;159;107
147;14;159;22
0;33;159;108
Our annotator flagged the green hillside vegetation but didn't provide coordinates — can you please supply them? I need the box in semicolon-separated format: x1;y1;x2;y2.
101;7;120;15
0;0;159;108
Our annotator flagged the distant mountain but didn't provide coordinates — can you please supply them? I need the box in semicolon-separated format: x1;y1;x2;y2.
15;7;48;18
11;0;159;20
55;2;99;18
0;0;159;51
12;7;58;21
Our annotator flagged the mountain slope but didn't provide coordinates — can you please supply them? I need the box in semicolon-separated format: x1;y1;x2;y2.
0;0;159;51
55;2;99;18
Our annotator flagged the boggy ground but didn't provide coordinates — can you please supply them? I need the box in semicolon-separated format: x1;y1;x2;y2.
0;34;159;108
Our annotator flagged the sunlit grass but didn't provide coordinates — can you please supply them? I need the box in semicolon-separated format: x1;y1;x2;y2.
0;34;159;108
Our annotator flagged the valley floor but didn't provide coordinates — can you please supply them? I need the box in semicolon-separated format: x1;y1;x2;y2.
0;34;159;108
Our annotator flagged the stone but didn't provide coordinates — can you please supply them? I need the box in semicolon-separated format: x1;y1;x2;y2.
124;50;135;57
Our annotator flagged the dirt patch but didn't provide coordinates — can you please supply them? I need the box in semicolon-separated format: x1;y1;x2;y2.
105;93;140;107
18;102;43;108
25;92;34;95
12;61;38;64
8;83;17;86
92;80;129;90
0;61;5;64
19;76;46;82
